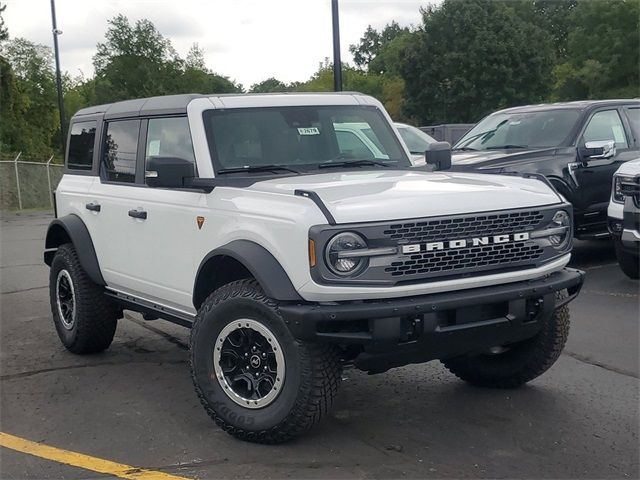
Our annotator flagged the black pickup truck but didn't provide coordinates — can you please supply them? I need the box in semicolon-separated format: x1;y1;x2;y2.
450;100;639;239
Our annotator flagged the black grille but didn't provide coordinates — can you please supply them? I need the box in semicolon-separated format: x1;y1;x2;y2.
383;210;545;243
382;209;546;279
385;242;543;277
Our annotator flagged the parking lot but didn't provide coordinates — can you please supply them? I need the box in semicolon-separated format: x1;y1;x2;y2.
0;211;637;479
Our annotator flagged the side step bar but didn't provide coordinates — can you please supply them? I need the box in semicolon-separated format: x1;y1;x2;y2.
105;291;194;328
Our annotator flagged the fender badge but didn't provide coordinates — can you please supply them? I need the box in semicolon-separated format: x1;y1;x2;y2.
196;216;205;230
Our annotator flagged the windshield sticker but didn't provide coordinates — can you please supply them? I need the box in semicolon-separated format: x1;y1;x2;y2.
297;127;320;136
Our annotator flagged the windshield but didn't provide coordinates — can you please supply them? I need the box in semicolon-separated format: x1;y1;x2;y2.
203;106;411;174
454;109;580;151
396;125;436;153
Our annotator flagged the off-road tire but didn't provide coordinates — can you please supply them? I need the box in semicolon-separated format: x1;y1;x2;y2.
613;237;639;279
442;291;570;388
49;243;118;354
190;279;341;444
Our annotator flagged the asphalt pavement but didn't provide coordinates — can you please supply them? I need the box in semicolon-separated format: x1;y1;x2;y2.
0;211;638;479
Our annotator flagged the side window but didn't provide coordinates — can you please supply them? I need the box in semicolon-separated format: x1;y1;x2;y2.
67;121;96;171
145;117;196;168
583;110;628;149
335;131;375;159
625;107;640;140
102;120;140;183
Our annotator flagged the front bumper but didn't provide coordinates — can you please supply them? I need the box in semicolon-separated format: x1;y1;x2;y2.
280;268;584;372
608;199;640;251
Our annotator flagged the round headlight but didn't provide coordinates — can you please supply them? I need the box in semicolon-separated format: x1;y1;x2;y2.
549;210;571;248
325;232;367;276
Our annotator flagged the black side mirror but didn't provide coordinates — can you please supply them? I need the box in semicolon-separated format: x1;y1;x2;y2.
425;141;452;171
145;157;194;188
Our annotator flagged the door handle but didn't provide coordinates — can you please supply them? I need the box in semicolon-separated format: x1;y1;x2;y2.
128;209;147;220
85;202;101;212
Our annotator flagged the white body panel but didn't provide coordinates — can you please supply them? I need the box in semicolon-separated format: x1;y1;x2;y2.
56;93;570;313
608;158;640;220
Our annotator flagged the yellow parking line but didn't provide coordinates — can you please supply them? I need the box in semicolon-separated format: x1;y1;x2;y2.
0;432;191;480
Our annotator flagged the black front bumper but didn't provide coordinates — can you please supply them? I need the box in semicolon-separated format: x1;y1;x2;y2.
280;268;584;372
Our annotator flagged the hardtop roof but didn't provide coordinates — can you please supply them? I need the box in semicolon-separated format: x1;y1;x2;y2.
72;92;372;120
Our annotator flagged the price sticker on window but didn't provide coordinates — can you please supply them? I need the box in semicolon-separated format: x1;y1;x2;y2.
297;127;320;136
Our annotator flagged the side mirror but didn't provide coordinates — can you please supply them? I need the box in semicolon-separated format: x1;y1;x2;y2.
425;141;452;171
578;140;616;163
145;157;194;188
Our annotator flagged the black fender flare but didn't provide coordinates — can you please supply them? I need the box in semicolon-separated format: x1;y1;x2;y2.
44;214;105;285
193;240;302;307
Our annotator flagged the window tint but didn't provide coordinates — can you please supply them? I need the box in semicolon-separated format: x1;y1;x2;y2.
583;110;628;149
336;130;375;159
626;108;640;139
203;106;408;172
67;121;96;170
103;120;140;183
455;109;580;150
145;117;195;167
397;126;436;153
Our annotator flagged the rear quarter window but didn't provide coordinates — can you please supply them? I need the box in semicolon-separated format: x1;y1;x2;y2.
67;121;96;171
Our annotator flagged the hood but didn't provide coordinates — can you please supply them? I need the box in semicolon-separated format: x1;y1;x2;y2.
615;157;640;176
451;147;557;170
246;170;562;224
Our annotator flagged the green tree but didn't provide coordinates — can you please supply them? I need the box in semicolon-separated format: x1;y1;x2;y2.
1;38;58;157
93;16;240;102
250;77;290;93
552;0;639;100
349;22;410;71
294;60;410;121
401;0;555;124
0;2;8;42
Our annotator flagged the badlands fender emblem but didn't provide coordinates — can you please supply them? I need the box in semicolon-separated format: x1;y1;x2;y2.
401;232;530;254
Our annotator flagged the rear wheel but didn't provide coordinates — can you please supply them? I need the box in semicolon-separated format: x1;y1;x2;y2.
190;279;341;443
613;237;639;279
442;291;570;388
49;243;118;354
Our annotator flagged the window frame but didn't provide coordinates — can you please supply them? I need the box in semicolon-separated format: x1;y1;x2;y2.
144;116;197;173
99;118;144;186
622;105;640;146
64;116;102;176
578;107;631;152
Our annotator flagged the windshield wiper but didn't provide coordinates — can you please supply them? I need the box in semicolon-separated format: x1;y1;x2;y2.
485;145;528;150
452;147;478;151
217;165;299;175
318;159;391;169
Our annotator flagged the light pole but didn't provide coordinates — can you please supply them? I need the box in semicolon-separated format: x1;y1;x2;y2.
50;0;66;156
331;0;342;92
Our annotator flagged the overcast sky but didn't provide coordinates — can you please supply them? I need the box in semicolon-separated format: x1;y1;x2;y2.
4;0;438;88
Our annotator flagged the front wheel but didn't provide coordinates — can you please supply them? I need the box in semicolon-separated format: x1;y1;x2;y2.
442;291;570;388
190;279;341;444
613;237;639;279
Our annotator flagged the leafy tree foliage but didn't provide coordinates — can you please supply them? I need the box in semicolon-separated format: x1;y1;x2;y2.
349;22;410;71
0;2;7;42
1;38;58;157
401;0;555;124
552;0;639;100
250;77;291;93
91;15;240;103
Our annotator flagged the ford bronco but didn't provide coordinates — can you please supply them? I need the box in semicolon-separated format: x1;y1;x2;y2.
45;93;584;443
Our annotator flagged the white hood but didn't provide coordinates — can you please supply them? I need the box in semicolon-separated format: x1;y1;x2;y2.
247;170;562;224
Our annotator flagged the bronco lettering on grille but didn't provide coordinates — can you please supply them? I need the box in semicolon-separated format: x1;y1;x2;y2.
401;232;530;254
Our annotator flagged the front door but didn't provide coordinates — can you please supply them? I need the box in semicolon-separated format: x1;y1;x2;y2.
87;117;203;313
572;108;637;217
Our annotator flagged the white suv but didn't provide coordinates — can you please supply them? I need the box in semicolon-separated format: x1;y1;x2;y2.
45;93;584;443
608;158;640;279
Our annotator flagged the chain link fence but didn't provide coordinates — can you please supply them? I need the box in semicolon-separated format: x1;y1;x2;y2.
0;153;64;211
